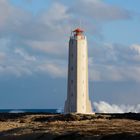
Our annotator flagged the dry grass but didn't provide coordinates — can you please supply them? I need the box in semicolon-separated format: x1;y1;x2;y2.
0;113;140;139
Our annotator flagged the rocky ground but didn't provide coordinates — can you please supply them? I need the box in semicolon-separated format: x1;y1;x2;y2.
0;113;140;140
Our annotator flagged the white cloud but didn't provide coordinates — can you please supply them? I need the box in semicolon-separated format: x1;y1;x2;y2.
0;52;5;61
14;48;36;61
89;43;140;82
0;0;12;27
0;38;11;50
89;62;140;82
89;64;123;81
27;40;67;56
131;44;140;54
0;0;30;32
0;65;32;77
70;0;131;21
94;101;140;113
38;62;67;78
41;3;70;25
0;0;138;82
129;44;140;61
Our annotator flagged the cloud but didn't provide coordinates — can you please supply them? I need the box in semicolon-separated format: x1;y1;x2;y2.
38;60;67;78
0;0;30;36
89;64;123;81
14;48;36;61
89;43;140;82
0;0;138;82
70;0;132;21
41;2;70;25
0;65;32;77
0;0;133;42
89;64;140;82
0;38;66;77
129;44;140;61
0;52;5;61
131;44;140;54
0;1;70;77
26;40;67;56
94;101;140;113
0;0;13;27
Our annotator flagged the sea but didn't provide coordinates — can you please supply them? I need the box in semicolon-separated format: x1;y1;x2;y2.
0;109;63;114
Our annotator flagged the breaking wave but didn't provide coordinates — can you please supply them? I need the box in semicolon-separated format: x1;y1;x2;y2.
93;101;140;113
9;110;25;113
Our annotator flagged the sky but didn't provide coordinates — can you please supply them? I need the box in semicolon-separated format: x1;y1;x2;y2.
0;0;140;110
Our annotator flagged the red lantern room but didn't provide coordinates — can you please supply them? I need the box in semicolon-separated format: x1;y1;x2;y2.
73;28;84;36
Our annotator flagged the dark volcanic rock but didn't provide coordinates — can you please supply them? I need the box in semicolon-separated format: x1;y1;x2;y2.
100;133;140;140
1;133;140;140
0;113;140;140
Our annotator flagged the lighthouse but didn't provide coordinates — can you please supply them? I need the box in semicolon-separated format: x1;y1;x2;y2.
64;28;92;114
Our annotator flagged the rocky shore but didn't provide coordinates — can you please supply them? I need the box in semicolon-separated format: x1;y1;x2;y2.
0;113;140;140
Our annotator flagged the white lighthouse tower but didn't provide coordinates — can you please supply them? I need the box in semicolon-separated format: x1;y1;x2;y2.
64;28;92;114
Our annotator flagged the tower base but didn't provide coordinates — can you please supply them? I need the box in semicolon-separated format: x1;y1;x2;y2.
64;100;93;114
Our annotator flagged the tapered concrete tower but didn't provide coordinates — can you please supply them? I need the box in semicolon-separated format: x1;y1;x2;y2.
64;28;92;114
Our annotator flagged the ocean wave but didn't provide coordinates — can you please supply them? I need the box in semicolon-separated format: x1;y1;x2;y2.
9;110;25;113
56;108;63;113
93;101;140;113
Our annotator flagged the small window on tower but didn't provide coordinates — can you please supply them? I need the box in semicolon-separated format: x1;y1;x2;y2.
71;40;73;45
71;80;73;84
71;67;73;71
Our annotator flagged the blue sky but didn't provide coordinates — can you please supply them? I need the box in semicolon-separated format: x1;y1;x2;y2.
0;0;140;110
